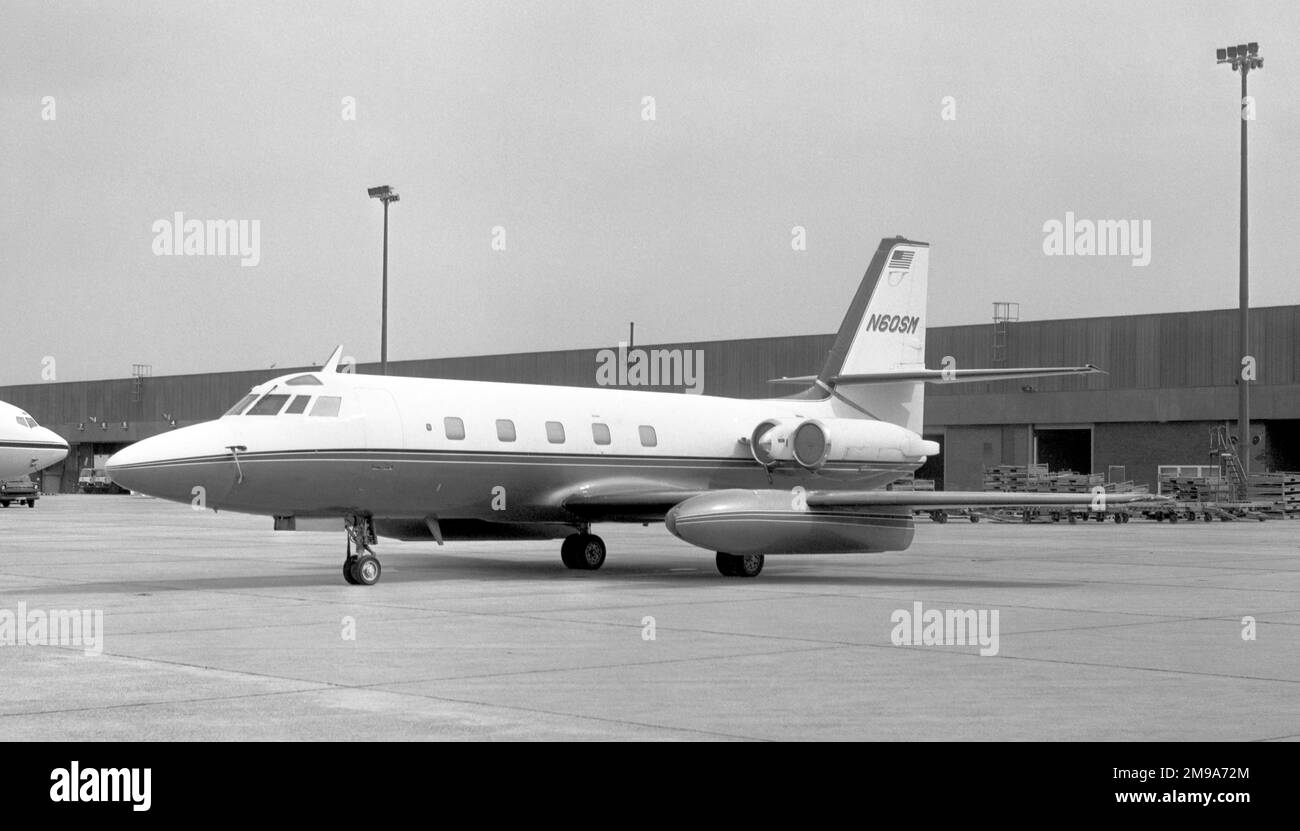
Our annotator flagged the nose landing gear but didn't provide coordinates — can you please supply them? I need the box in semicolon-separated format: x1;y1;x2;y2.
343;515;382;585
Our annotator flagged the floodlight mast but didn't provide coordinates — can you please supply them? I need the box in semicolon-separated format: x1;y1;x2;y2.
367;185;400;375
1216;43;1262;475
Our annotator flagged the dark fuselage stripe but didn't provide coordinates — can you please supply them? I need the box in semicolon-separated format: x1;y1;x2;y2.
110;447;918;472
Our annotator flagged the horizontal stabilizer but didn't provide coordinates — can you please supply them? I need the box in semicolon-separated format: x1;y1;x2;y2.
770;365;1104;386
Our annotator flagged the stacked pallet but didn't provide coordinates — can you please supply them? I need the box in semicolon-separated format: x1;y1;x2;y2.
983;465;1028;492
889;476;936;492
984;466;1133;495
1160;475;1234;502
1100;481;1150;495
1248;472;1300;516
1029;471;1105;493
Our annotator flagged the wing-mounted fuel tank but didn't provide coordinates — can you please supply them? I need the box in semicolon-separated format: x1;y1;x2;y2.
749;417;939;471
665;488;914;555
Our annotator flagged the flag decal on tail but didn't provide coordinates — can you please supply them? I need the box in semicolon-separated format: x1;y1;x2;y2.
888;249;914;270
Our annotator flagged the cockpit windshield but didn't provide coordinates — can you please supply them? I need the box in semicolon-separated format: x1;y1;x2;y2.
223;393;258;417
247;394;291;415
222;391;341;417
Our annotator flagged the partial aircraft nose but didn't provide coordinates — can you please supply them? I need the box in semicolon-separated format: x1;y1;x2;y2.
35;427;69;469
107;421;237;506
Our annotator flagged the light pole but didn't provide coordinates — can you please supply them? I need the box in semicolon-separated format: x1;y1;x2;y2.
1216;42;1261;475
367;185;400;375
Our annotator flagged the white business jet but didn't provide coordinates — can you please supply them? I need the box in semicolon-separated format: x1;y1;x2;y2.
107;237;1142;584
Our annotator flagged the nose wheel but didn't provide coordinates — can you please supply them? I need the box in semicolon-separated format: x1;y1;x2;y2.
343;515;382;585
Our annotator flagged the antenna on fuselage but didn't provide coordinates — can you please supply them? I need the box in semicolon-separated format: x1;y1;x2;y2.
321;345;345;374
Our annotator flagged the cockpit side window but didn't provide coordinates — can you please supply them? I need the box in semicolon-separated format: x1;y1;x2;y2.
247;394;291;415
283;396;310;415
15;417;26;428
309;396;342;417
224;393;258;416
26;418;38;427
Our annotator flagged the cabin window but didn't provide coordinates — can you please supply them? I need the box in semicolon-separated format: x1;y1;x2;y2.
444;417;466;440
247;394;291;415
496;419;516;442
223;393;258;416
546;421;566;444
283;396;310;415
638;425;658;447
309;396;342;417
285;374;324;386
592;423;611;445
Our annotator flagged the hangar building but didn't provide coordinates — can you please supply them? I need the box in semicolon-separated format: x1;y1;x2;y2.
2;304;1296;494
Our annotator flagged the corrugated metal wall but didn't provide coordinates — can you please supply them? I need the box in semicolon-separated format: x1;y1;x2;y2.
1;305;1296;468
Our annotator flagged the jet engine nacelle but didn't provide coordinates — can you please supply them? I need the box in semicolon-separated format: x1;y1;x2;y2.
749;418;798;467
665;489;915;555
789;418;940;470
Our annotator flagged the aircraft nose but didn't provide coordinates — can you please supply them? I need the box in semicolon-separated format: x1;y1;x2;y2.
36;427;69;466
107;421;237;504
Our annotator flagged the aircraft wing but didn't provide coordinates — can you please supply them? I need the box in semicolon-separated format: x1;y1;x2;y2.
563;483;1156;521
562;484;706;520
806;490;1157;508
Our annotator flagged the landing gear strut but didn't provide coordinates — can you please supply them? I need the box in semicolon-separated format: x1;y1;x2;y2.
716;552;764;577
561;532;606;570
343;515;382;585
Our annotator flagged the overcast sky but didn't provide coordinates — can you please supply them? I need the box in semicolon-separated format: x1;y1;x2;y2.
2;0;1296;385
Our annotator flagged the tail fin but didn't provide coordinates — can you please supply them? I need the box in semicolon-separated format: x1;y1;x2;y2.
817;237;930;432
773;236;1101;432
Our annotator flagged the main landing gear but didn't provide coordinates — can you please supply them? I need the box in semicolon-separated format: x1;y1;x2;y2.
560;532;606;570
343;515;382;586
716;552;764;578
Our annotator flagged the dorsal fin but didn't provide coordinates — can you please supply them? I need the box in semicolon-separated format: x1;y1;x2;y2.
320;345;345;374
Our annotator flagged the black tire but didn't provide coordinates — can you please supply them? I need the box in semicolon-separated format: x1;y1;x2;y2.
343;556;360;585
0;501;8;508
560;534;584;569
27;500;35;508
716;552;763;578
578;535;605;570
968;514;980;523
561;533;605;570
353;555;381;585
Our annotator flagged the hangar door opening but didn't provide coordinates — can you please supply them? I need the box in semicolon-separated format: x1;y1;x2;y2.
914;432;944;490
1266;421;1300;472
1033;427;1092;474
